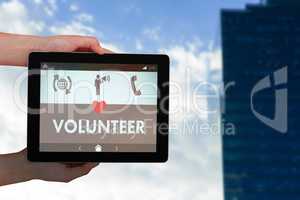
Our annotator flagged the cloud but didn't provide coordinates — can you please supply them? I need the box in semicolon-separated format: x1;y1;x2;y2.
69;3;79;12
121;3;141;15
0;1;223;199
75;13;94;23
48;10;95;36
48;13;122;52
160;42;222;123
34;0;58;16
101;42;123;53
0;68;27;153
0;0;121;53
135;39;143;51
0;46;224;200
32;0;42;4
0;0;44;34
143;26;160;41
49;21;96;35
0;43;223;200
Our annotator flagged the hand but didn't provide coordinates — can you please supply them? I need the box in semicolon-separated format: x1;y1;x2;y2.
0;33;103;186
42;35;113;54
0;32;113;66
0;149;99;186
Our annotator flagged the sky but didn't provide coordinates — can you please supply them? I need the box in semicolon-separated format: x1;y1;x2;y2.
0;0;259;199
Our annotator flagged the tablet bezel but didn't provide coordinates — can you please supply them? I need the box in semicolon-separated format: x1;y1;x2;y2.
27;52;169;162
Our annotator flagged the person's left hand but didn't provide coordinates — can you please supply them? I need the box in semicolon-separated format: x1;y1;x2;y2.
42;35;113;54
0;33;113;66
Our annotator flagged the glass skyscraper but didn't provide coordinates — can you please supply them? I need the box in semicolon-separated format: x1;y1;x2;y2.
222;0;300;199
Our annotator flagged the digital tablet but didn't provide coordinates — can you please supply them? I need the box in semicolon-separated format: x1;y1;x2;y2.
27;52;169;162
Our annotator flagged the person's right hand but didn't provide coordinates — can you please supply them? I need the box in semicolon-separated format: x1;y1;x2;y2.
0;149;99;186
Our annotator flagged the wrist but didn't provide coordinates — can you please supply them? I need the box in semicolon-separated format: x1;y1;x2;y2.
0;150;34;186
16;151;36;182
0;33;47;66
20;35;47;53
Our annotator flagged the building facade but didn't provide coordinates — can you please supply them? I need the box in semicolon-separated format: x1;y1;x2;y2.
222;0;300;199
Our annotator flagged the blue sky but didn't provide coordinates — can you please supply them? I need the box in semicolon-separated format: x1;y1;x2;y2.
20;0;260;51
0;0;260;199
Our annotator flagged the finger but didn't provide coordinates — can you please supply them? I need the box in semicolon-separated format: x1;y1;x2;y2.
81;37;103;54
62;162;99;169
68;37;100;54
77;37;115;54
64;35;114;54
63;162;86;168
83;162;100;169
75;163;99;173
64;163;99;181
75;47;114;54
75;47;94;52
91;42;105;54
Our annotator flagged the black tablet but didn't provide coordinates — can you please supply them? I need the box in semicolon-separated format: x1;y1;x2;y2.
27;52;169;162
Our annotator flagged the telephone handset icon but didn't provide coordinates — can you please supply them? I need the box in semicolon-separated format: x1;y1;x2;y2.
131;75;141;96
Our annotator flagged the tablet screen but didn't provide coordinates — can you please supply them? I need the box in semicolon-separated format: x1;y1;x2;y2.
39;63;158;152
